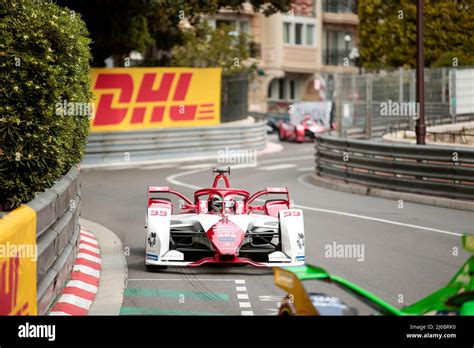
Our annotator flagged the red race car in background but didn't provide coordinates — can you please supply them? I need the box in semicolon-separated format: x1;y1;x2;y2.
278;114;326;142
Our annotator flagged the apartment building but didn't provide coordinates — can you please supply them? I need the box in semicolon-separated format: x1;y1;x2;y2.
209;0;359;115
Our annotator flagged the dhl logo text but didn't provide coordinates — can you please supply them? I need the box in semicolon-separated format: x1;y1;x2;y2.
0;256;29;315
91;68;222;132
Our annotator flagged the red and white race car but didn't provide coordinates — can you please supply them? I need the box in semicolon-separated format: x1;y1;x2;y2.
278;115;326;142
145;167;305;270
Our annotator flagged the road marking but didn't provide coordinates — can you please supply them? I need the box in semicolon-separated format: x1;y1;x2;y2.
140;164;176;170
166;155;313;190
179;163;215;170
120;307;224;316
124;288;229;302
167;157;460;237
259;164;296;171
259;295;286;302
297;167;315;171
127;278;243;282
293;174;462;237
234;279;253;316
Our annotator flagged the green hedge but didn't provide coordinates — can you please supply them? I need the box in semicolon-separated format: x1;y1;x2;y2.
0;0;92;210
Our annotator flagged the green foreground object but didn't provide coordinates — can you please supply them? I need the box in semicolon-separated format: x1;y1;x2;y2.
275;234;473;316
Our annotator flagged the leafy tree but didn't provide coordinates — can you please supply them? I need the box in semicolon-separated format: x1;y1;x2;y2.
358;0;474;69
171;21;256;76
56;0;291;67
0;0;92;210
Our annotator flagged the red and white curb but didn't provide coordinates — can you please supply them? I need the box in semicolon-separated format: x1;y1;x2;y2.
49;228;101;315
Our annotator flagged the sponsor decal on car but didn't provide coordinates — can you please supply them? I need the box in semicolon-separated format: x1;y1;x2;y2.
146;253;159;261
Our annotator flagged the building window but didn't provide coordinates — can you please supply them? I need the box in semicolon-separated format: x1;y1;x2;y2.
282;18;316;47
295;23;303;45
306;24;314;45
283;22;291;43
210;18;251;34
268;78;299;101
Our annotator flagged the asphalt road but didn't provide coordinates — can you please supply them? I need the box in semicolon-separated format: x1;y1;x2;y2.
80;136;473;315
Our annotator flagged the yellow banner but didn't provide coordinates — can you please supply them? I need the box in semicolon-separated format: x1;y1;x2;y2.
90;67;222;132
0;206;37;315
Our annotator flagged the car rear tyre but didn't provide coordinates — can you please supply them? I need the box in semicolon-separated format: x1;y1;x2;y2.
146;264;168;271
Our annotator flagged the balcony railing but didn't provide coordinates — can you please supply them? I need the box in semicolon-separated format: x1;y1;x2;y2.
323;0;357;14
323;49;356;66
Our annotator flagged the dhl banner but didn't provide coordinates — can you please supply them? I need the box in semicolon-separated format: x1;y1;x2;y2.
90;67;222;132
0;205;37;315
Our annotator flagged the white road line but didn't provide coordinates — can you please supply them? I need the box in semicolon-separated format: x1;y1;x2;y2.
179;163;215;170
237;294;249;300
297;167;315;171
127;278;241;282
239;302;252;308
259;164;296;171
140;164;176;170
235;279;246;284
57;294;92;310
73;264;100;278
166;155;313;189
295;203;462;237
66;280;98;293
241;311;254;315
236;286;247;292
258;295;286;302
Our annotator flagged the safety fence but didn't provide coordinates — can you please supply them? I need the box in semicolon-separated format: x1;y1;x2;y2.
0;165;81;315
84;119;267;165
315;135;474;201
331;66;474;139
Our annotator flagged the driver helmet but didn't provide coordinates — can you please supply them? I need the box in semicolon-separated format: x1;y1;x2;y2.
211;195;235;212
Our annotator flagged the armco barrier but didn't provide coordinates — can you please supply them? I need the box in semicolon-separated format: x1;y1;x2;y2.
315;135;474;201
28;165;81;315
83;120;267;165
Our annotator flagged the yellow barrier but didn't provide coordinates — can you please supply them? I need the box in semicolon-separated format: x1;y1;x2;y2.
0;206;37;315
90;67;222;132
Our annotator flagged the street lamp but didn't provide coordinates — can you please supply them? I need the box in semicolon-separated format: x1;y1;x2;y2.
415;0;426;145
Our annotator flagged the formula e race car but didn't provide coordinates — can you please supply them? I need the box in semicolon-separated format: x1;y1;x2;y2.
145;167;305;270
278;114;326;142
274;234;474;316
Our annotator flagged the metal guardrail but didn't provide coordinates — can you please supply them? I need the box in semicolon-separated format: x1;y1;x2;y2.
346;114;474;139
315;135;474;201
84;120;267;165
27;165;81;315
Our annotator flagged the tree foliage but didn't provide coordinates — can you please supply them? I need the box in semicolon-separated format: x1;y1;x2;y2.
56;0;291;67
358;0;474;69
171;21;256;76
0;0;92;210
